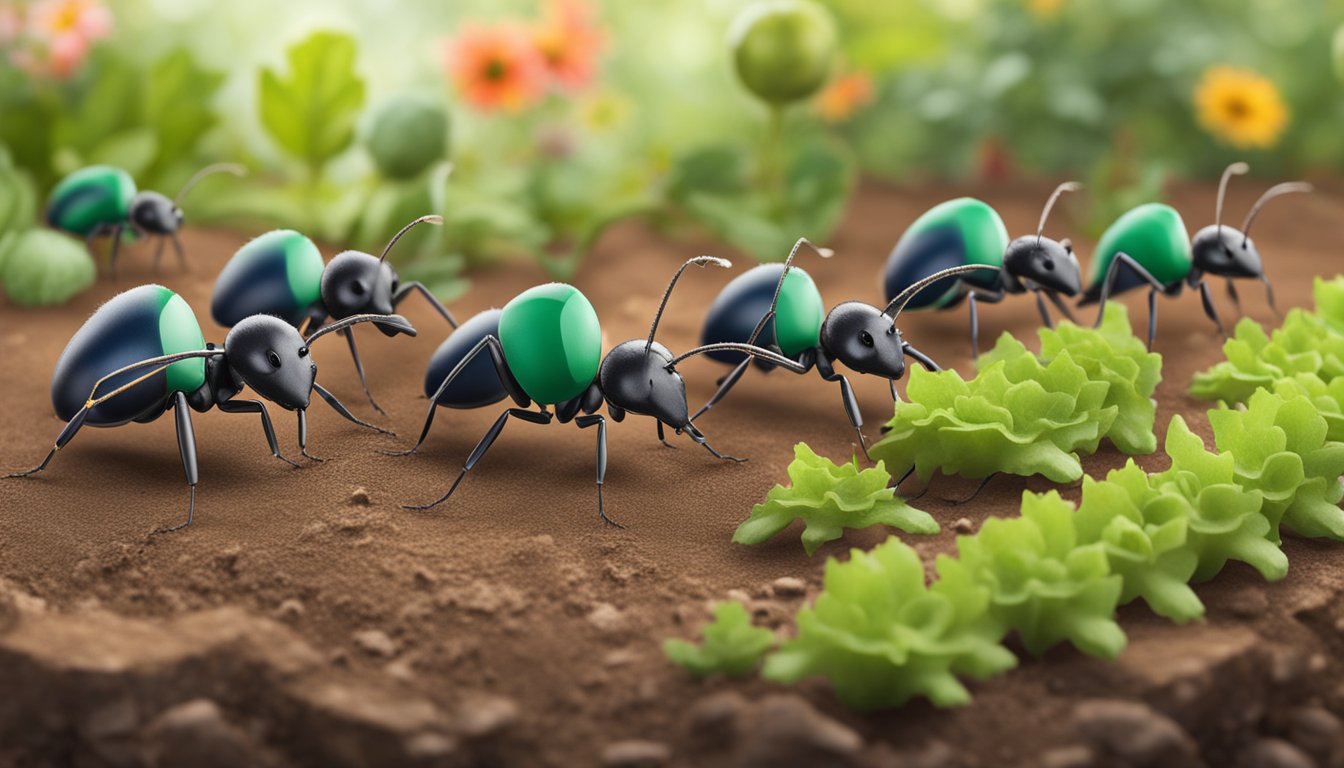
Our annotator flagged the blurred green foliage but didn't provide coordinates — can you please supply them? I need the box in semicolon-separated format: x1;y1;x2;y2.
0;0;1339;290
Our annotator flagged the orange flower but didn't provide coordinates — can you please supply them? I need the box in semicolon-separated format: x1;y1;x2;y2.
815;71;874;123
445;23;547;113
533;0;604;91
1194;66;1289;150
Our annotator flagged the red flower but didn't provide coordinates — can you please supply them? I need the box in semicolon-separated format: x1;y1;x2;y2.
533;0;604;91
445;23;547;113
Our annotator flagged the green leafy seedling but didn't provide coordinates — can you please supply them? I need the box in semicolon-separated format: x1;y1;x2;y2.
1074;462;1203;623
873;345;1115;484
1209;390;1344;541
1151;417;1285;583
764;537;1016;710
664;601;775;679
3;229;96;306
260;31;366;176
941;490;1127;659
733;443;937;556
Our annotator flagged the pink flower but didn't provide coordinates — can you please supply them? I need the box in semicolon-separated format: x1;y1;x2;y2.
444;23;548;113
532;0;604;91
11;0;113;79
0;6;23;44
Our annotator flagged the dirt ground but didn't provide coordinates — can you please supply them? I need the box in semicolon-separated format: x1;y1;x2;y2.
2;179;1343;768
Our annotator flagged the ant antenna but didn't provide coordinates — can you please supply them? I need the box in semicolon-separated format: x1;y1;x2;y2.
306;314;416;345
1241;181;1313;246
1215;162;1249;235
666;342;803;370
1036;181;1081;246
646;256;732;352
174;163;246;206
883;264;1001;319
379;215;444;263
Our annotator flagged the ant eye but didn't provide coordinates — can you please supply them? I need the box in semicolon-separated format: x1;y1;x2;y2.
298;346;309;358
1042;259;1055;271
267;351;282;368
859;331;874;347
351;281;366;296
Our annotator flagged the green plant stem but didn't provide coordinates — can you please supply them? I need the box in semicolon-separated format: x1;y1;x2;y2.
762;104;786;222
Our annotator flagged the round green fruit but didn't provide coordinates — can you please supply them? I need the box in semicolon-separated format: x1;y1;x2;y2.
729;0;838;106
365;95;450;180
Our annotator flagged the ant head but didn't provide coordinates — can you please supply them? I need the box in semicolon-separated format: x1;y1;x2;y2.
223;315;315;410
321;250;399;325
1003;236;1081;295
600;340;691;429
1190;225;1262;279
320;214;441;333
821;301;906;380
129;191;182;235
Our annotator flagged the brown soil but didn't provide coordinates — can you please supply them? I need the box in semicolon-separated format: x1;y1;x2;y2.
1;180;1343;768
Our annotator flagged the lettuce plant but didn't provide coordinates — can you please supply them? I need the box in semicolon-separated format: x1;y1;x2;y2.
1073;462;1203;623
1150;417;1286;582
1208;390;1344;541
1191;278;1344;404
872;345;1115;484
733;443;937;556
938;491;1127;659
1272;374;1344;443
663;601;776;679
762;537;1016;710
1029;304;1161;454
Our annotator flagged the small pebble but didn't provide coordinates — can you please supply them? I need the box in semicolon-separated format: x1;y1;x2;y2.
349;487;371;506
770;577;807;598
602;740;671;768
352;629;397;659
952;517;974;534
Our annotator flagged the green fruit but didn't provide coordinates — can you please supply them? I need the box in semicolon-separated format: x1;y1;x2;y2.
365;95;450;180
2;229;97;306
730;0;838;105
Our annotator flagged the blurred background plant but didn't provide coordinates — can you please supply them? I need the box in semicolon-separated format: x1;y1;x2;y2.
0;0;1339;303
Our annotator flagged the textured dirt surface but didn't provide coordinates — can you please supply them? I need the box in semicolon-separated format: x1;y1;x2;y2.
2;179;1343;767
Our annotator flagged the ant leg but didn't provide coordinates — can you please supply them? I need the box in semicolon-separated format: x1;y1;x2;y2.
1045;290;1076;324
172;234;187;271
576;414;622;528
682;423;746;463
1198;280;1228;338
902;342;940;372
1034;290;1054;329
153;237;166;274
1147;288;1159;351
1262;275;1280;318
691;357;751;423
313;383;395;436
947;473;997;505
817;358;869;462
216;399;301;468
4;406;90;478
402;408;551;511
968;292;980;361
393;281;459;329
298;408;324;462
656;421;677;449
1225;278;1243;319
895;464;916;487
107;225;124;280
341;328;386;416
1095;252;1166;350
155;392;199;534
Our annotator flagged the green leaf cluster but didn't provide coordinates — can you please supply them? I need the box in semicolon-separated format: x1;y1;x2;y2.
663;601;776;679
1191;278;1344;405
1208;390;1344;541
982;303;1161;454
1150;417;1285;582
872;342;1116;484
940;490;1127;659
733;443;938;556
259;31;366;176
1074;461;1203;623
761;537;1017;710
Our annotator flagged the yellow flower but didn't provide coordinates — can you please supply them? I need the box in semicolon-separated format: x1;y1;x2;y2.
1194;66;1289;150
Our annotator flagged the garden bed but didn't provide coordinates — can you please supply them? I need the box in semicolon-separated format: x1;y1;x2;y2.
1;178;1342;767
